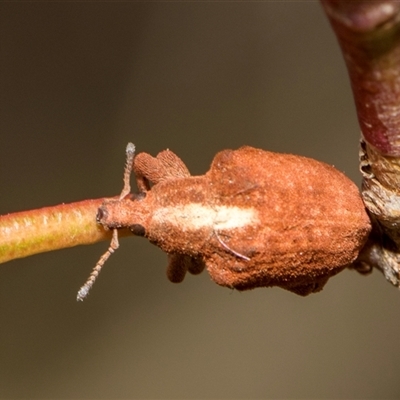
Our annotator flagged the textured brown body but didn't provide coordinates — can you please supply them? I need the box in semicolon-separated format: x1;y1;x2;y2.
99;146;371;296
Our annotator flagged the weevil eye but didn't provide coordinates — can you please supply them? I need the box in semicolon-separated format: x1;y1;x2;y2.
96;207;108;223
133;192;147;201
130;224;146;237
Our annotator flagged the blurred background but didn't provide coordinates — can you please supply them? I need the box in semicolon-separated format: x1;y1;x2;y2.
1;2;399;399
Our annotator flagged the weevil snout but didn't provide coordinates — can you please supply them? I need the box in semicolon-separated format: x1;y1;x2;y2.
96;198;127;228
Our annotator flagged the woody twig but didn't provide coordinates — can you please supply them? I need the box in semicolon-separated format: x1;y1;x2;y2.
321;0;400;286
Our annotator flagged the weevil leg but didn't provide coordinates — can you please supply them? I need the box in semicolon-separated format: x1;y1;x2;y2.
77;229;120;301
133;149;191;192
133;152;159;192
187;256;206;275
166;253;189;283
167;254;206;283
155;150;191;180
283;277;329;296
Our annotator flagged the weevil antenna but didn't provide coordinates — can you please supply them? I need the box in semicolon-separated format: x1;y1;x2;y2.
77;229;120;301
119;142;136;200
214;230;250;261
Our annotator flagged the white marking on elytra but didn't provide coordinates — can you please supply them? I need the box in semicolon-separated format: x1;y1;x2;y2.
152;204;258;231
152;204;257;261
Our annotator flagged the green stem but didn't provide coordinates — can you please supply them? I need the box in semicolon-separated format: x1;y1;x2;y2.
0;198;130;264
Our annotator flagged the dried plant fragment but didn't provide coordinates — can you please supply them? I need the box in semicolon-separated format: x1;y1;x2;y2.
357;140;400;287
79;144;371;299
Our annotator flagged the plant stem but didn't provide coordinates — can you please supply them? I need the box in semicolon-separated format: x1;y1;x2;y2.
0;198;131;264
321;0;400;156
321;0;400;287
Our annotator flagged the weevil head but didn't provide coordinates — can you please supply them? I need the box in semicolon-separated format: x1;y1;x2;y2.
96;192;151;234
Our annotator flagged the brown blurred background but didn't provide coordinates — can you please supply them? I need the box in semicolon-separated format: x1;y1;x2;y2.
1;2;399;399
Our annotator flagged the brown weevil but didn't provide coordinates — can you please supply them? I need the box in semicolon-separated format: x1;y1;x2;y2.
77;143;371;300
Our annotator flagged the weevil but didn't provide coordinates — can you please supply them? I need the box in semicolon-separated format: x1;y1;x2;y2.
77;143;371;300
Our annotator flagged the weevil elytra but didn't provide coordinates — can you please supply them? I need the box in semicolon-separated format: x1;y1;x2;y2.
77;143;371;300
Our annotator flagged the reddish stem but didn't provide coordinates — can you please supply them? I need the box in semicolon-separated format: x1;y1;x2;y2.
321;0;400;156
320;1;400;287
